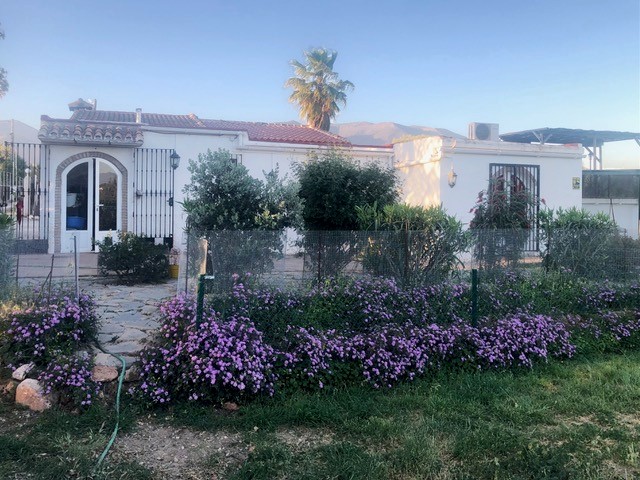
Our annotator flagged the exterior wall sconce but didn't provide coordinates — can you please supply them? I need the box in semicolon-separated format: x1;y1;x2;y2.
447;167;458;188
170;151;181;170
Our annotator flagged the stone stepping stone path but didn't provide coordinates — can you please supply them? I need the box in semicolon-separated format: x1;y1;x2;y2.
86;280;179;366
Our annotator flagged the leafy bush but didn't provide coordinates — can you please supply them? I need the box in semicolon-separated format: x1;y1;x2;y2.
539;208;620;278
295;150;398;280
182;149;302;290
0;291;98;367
0;213;14;295
469;188;537;270
357;203;469;284
295;150;398;231
137;294;276;404
97;232;168;283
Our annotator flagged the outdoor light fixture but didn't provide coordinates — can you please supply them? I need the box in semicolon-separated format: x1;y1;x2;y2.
170;151;181;170
447;167;458;188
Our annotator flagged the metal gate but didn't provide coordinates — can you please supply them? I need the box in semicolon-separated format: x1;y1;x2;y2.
132;148;175;243
489;163;540;251
1;142;49;251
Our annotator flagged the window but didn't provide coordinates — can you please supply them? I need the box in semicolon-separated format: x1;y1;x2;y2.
489;163;540;251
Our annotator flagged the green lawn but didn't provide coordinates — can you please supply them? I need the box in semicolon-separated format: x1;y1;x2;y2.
1;351;639;479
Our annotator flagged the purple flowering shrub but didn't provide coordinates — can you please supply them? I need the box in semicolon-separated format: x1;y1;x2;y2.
478;271;640;318
211;276;470;337
38;352;100;407
137;294;276;404
0;290;100;408
0;291;98;367
472;315;575;369
276;326;356;391
134;275;640;405
564;310;640;353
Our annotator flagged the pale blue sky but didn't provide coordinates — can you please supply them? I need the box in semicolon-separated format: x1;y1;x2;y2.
1;0;639;166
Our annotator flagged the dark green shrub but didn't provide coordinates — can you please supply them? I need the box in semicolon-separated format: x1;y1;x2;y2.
0;213;14;294
602;234;640;280
357;203;469;284
539;208;620;278
183;149;302;291
469;188;537;270
294;150;398;280
97;232;168;283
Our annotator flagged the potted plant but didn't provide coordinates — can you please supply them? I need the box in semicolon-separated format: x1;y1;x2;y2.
168;248;180;279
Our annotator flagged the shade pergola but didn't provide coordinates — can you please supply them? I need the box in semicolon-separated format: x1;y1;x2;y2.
499;128;640;169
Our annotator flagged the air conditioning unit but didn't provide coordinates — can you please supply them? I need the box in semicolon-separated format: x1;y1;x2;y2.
468;122;499;141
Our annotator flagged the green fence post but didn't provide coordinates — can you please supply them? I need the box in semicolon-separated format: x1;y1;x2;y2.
471;268;479;326
196;273;205;325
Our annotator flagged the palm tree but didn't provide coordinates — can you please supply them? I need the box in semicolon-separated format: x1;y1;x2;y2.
0;26;7;98
285;48;354;131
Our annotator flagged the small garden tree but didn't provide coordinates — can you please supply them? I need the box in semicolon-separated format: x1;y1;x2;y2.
294;150;398;280
183;149;302;289
357;203;469;284
469;186;537;271
0;213;14;296
539;207;627;278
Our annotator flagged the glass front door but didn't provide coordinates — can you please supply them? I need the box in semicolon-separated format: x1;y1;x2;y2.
63;158;121;252
94;161;119;244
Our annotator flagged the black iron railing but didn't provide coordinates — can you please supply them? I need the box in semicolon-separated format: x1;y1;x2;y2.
1;142;49;246
489;163;540;251
133;148;175;241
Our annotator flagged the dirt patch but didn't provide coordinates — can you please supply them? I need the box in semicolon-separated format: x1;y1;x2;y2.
617;413;640;430
0;401;37;437
111;420;248;480
275;427;335;451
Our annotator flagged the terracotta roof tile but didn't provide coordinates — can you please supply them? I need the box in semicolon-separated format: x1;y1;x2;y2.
71;110;205;129
201;119;351;146
41;110;353;147
39;116;143;146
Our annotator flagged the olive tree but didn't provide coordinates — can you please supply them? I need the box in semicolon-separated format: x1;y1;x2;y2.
183;149;302;289
294;150;398;280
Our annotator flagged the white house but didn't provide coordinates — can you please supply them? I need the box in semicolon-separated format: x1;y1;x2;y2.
3;101;594;255
582;169;640;239
26;101;393;253
393;124;584;233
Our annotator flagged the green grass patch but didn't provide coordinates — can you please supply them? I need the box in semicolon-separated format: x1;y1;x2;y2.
1;351;639;478
0;401;151;479
167;351;640;479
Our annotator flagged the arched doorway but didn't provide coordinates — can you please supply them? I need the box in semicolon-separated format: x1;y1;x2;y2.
61;158;122;252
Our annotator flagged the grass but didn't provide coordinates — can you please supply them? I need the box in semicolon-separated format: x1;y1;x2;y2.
1;351;639;479
0;401;152;479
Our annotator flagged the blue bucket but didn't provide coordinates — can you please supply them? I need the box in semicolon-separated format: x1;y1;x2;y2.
67;216;86;230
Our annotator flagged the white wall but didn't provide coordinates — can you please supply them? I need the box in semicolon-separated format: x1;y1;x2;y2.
394;137;442;207
394;136;584;226
155;130;393;251
46;129;394;253
583;198;639;239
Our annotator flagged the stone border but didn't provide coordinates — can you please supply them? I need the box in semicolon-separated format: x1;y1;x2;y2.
54;152;128;253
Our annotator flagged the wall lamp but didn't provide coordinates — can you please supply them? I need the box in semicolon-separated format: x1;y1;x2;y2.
447;167;458;188
170;151;181;170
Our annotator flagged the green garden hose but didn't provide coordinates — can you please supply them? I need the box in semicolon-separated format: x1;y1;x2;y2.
93;344;127;472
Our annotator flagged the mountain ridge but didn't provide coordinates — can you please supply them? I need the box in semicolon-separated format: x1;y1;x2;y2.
328;121;466;146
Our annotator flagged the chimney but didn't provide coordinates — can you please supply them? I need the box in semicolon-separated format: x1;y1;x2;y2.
68;98;95;112
135;108;142;124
